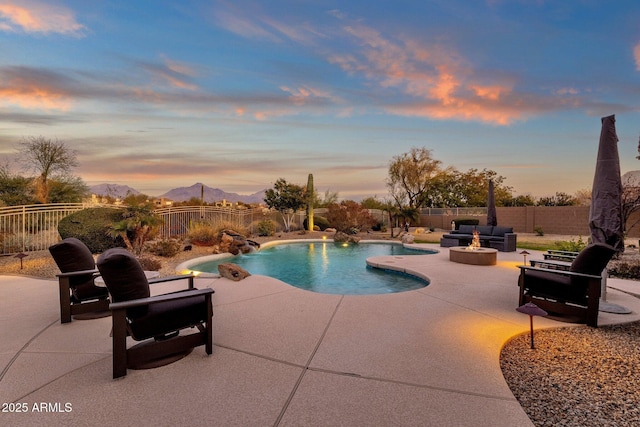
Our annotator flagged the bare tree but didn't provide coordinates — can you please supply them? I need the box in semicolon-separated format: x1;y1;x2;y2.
18;136;79;203
622;172;640;234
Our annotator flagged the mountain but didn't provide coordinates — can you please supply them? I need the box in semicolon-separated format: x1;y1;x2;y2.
159;183;266;204
90;183;141;198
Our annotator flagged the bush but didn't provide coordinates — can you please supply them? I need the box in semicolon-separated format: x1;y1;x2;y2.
326;201;376;233
534;226;544;236
187;222;219;246
137;255;162;271
256;220;276;236
452;218;479;229
553;236;586;252
303;216;329;231
146;239;181;257
57;208;126;253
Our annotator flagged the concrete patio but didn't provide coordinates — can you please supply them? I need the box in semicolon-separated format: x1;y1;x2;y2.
2;244;640;426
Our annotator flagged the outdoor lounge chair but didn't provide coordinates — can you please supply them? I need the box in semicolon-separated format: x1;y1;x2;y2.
517;243;616;327
96;248;214;378
49;237;110;324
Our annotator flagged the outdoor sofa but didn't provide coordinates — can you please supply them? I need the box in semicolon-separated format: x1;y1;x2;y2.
440;224;517;252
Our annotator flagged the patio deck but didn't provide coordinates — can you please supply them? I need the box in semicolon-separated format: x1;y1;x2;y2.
2;244;640;426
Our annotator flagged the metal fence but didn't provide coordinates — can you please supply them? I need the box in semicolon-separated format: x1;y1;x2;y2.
0;204;392;255
0;203;89;255
419;207;488;216
154;206;270;238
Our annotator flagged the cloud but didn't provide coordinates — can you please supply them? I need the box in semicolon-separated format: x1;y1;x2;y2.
0;1;85;36
635;42;640;71
0;66;74;110
327;23;535;125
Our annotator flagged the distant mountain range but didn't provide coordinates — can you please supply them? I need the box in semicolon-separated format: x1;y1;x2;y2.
90;182;266;204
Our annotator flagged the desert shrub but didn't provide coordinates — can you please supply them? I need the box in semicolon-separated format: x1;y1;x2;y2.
608;260;640;280
146;239;181;257
452;218;479;229
188;220;249;246
187;222;219;246
57;207;125;253
303;216;329;231
326;201;377;233
137;255;162;271
533;226;544;236
553;236;586;252
256;220;276;236
371;221;387;232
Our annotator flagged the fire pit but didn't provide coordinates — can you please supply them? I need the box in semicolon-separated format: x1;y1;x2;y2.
449;232;497;266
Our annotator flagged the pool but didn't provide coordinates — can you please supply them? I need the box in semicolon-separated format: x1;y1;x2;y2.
187;241;436;295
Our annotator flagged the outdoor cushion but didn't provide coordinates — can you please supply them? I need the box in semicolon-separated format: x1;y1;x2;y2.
127;290;209;340
49;237;107;301
475;226;493;235
523;269;587;305
458;225;475;234
492;226;513;237
96;248;150;317
569;244;616;276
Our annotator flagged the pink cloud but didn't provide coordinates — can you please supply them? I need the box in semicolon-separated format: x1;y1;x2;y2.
0;1;85;35
329;23;529;125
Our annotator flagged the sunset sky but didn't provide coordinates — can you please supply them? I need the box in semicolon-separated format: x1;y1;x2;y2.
1;0;639;200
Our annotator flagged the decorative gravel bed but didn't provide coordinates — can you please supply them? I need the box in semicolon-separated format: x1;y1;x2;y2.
500;322;640;427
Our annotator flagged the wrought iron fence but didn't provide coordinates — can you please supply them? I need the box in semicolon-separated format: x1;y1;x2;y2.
0;204;392;255
0;203;89;255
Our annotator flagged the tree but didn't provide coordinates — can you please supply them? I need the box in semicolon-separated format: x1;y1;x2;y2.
264;178;306;232
326;200;376;233
306;174;314;231
621;174;640;234
0;163;36;206
386;147;449;210
422;168;512;208
110;204;162;255
47;176;89;203
536;192;576;206
502;194;536;207
18;136;80;203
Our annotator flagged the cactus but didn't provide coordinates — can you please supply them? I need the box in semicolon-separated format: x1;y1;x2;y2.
306;173;314;231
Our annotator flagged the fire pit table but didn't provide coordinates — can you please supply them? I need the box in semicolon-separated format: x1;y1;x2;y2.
449;247;497;266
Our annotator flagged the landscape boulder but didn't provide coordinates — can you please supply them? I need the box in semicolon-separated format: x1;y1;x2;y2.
217;263;251;281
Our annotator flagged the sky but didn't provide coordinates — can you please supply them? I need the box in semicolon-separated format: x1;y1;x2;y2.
1;0;639;200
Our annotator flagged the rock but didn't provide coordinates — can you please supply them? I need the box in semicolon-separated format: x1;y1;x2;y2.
334;231;360;244
325;228;336;233
402;234;415;244
217;263;251;281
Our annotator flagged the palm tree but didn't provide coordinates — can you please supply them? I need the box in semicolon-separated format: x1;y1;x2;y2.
110;205;162;255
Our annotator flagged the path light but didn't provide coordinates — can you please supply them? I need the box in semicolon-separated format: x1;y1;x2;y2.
519;250;530;266
14;252;28;269
516;302;548;349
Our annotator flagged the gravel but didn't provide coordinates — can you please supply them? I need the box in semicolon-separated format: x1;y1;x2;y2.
500;322;640;427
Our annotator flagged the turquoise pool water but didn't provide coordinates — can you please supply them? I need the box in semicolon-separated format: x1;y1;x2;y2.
190;241;435;295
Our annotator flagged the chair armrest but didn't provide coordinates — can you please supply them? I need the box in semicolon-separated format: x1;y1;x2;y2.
148;273;195;289
56;269;100;278
109;287;214;310
530;260;572;270
518;265;601;280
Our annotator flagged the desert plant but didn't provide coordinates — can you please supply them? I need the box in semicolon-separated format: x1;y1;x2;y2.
57;207;125;253
110;205;162;255
137;255;162;271
326;201;377;233
303;215;329;231
146;239;182;257
553;236;586;252
533;226;544;236
256;219;276;237
306;173;314;231
187;222;219;246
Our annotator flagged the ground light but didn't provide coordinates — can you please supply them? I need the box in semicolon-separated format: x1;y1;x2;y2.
516;302;548;349
519;250;530;266
14;252;28;269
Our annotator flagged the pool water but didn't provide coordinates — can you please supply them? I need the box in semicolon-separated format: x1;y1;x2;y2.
190;241;435;295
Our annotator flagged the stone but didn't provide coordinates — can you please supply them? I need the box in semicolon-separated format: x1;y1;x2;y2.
217;263;251;281
334;231;360;244
402;234;415;244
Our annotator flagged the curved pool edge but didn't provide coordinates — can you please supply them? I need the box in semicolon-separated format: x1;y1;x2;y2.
366;255;431;284
175;238;438;283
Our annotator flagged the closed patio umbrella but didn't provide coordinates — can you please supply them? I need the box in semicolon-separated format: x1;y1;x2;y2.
487;179;497;226
590;115;628;313
589;114;624;252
